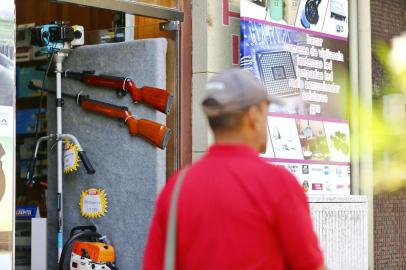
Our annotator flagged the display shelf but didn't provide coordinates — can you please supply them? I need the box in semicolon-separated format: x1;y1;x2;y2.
15;219;31;224
17;176;47;183
16;59;48;68
16;132;47;140
15;266;31;270
15;237;31;246
16;95;47;109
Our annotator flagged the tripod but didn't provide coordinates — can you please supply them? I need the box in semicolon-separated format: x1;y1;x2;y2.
27;44;95;261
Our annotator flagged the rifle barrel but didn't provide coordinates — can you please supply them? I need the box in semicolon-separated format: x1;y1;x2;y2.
28;81;78;99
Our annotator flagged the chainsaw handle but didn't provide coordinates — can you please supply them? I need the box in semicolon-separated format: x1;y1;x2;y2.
60;229;104;270
69;225;98;237
78;151;96;175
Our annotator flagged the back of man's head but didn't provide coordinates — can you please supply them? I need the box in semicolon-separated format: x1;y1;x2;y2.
201;69;271;152
202;69;269;129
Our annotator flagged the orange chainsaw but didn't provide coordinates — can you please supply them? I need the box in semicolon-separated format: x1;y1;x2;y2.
59;226;117;270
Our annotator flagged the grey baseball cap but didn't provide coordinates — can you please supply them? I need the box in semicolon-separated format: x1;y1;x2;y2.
201;69;271;117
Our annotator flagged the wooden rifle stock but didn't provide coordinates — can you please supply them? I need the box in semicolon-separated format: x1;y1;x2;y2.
79;97;171;149
27;79;170;149
65;71;173;114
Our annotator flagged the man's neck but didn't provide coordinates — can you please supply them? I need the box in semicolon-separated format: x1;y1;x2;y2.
214;133;259;152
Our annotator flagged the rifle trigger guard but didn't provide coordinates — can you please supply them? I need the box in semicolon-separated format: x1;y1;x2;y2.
116;89;127;97
119;119;126;128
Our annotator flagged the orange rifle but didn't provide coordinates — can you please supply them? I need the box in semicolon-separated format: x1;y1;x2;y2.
60;70;173;114
29;80;171;149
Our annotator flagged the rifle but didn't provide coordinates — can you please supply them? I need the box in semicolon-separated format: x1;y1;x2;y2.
29;80;171;149
58;70;173;114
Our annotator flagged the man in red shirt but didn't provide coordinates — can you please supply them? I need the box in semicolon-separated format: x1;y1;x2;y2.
143;69;325;270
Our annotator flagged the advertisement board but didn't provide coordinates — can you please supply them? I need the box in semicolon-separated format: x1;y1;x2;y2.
241;0;350;194
0;0;15;268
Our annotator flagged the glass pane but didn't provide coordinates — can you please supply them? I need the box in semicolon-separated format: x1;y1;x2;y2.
129;0;178;9
0;1;15;269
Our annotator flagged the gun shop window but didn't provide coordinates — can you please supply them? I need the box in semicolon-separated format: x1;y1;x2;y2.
14;0;180;268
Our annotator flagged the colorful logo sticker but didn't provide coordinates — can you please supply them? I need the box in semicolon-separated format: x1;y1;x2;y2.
336;184;345;189
312;183;323;190
303;180;310;192
323;165;330;175
302;165;309;174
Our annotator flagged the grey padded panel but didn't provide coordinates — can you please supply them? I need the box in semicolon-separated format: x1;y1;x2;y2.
46;39;167;270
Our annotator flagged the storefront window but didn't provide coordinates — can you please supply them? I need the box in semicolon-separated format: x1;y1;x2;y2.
0;1;15;269
126;0;178;9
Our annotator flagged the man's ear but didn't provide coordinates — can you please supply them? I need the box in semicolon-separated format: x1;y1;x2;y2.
246;106;260;130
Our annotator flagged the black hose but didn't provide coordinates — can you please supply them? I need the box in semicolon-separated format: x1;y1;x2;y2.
58;230;103;270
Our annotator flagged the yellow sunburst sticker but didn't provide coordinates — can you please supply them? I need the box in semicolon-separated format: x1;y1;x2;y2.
79;188;108;219
64;140;79;174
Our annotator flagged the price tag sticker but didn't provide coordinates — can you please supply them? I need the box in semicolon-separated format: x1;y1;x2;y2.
64;141;79;174
79;188;108;219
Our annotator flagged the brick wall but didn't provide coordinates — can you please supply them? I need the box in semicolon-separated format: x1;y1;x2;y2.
371;0;406;269
370;0;406;96
374;187;406;269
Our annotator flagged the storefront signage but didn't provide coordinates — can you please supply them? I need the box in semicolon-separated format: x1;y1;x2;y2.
15;205;40;220
241;0;350;194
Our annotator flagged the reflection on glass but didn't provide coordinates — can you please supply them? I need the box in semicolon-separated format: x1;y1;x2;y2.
128;0;178;9
83;23;170;45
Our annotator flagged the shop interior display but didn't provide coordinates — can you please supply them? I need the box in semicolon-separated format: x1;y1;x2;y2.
58;70;173;115
59;226;117;270
13;3;153;268
28;21;96;262
29;80;171;149
45;37;169;270
14;1;176;268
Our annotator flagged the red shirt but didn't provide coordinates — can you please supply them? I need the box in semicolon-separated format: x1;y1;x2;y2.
143;144;324;270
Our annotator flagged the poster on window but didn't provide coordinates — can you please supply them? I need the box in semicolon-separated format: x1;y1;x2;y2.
241;0;350;195
0;0;15;268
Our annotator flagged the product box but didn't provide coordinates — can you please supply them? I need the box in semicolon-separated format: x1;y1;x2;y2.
16;66;46;97
32;48;47;61
16;108;46;134
16;23;35;63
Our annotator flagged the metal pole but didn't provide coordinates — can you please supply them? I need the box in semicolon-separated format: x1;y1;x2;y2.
54;51;67;261
357;0;374;268
349;0;360;195
175;26;181;169
160;20;181;170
